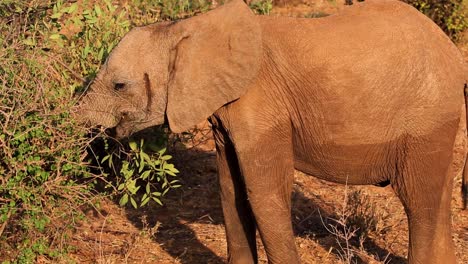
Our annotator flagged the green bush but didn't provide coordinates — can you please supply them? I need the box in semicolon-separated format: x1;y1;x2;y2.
403;0;467;40
0;0;216;261
46;0;183;211
250;0;273;15
98;135;181;209
0;1;94;261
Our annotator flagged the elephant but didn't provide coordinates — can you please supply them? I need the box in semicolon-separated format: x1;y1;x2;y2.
76;0;468;263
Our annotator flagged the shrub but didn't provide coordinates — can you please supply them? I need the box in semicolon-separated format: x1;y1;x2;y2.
0;0;212;261
321;187;392;263
0;1;95;261
250;0;274;14
403;0;467;40
46;0;183;210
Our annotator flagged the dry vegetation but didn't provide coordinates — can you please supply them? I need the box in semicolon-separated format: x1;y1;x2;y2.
1;0;467;263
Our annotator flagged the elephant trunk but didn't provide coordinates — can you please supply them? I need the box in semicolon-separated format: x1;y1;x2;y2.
73;92;120;129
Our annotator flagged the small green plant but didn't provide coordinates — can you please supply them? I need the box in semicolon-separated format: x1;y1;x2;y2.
250;0;273;15
100;137;181;209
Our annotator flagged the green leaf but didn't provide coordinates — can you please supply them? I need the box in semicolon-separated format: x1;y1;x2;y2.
126;179;139;194
141;170;151;180
119;194;129;206
164;164;179;175
67;3;78;14
98;48;104;62
83;45;90;58
130;197;138;209
161;155;172;161
152;196;163;206
140;196;150;207
158;148;166;155
145;182;151;193
105;0;115;12
117;183;125;191
141;193;148;203
94;5;102;16
120;162;134;179
108;156;113;167
129;140;138;152
51;12;62;19
23;38;36;46
101;154;110;163
141;152;151;163
166;170;177;177
163;163;174;170
138;161;145;173
49;34;62;40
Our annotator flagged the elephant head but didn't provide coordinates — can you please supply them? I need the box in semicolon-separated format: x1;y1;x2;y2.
75;0;262;137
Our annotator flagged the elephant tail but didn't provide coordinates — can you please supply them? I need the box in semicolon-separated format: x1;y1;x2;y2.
463;83;468;210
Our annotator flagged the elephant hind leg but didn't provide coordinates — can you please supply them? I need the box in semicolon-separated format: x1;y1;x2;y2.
390;134;456;264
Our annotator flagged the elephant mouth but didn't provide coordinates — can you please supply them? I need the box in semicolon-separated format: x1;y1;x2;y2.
115;124;134;139
114;113;140;139
113;114;160;139
113;110;165;139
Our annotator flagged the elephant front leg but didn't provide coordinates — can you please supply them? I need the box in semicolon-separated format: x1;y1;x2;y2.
213;127;258;264
236;136;300;264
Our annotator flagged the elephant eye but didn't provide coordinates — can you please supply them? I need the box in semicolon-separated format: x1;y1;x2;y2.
114;82;126;91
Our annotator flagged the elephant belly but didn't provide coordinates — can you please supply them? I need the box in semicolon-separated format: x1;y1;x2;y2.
293;140;396;185
291;114;462;185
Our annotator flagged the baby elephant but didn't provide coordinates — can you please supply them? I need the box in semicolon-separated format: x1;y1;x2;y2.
76;0;468;263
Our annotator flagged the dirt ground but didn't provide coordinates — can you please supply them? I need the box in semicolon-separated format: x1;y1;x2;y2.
68;127;468;264
67;1;468;263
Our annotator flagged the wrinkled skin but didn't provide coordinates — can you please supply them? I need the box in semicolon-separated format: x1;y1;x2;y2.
76;0;468;263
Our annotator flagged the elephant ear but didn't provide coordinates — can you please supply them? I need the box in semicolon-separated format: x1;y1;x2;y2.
166;0;262;133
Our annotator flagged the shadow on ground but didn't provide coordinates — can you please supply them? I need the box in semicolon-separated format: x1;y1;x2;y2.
122;146;407;263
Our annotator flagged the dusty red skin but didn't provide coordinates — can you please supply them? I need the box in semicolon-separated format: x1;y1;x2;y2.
76;0;468;263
